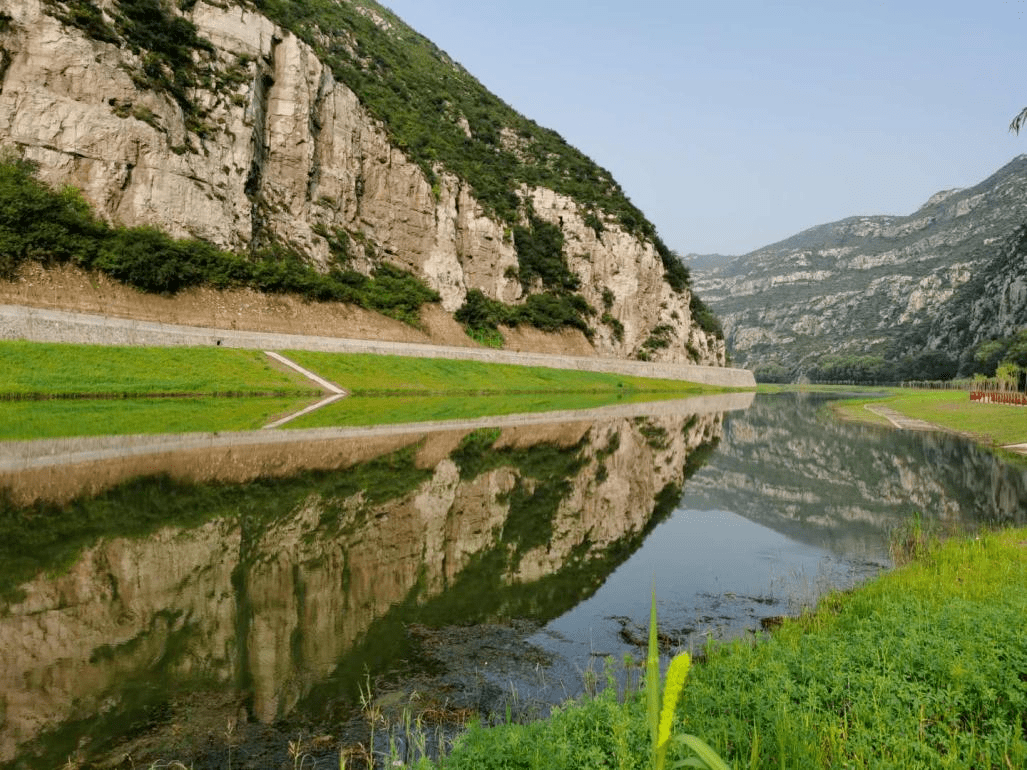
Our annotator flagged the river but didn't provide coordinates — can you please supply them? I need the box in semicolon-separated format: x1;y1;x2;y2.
1;392;1024;768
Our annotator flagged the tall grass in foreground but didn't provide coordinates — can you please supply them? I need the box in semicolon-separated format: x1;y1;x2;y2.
645;592;729;770
431;526;1027;769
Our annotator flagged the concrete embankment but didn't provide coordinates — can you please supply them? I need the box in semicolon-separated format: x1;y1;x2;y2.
0;304;757;389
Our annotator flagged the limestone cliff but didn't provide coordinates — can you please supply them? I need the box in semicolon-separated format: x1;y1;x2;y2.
0;0;725;364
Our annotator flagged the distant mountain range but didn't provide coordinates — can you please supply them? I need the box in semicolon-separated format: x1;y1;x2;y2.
680;253;737;273
692;155;1027;380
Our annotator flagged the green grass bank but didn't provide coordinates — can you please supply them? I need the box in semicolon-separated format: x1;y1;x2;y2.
425;526;1027;769
0;340;314;397
0;341;716;439
281;351;709;396
827;388;1027;448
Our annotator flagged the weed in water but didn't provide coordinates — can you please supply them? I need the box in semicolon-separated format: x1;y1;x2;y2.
888;511;936;565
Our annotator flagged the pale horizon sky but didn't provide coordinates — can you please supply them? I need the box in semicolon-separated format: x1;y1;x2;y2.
381;0;1026;256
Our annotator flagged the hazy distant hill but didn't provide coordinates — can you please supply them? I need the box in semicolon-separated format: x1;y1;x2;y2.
681;252;737;273
693;155;1027;379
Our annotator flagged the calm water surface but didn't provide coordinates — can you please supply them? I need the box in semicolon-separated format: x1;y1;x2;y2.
1;392;1024;768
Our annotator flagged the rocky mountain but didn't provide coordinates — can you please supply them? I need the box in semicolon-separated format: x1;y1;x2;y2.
693;155;1027;378
0;0;725;365
681;252;736;273
908;222;1027;370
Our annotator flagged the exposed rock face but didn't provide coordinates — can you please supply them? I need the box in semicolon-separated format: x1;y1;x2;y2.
0;0;724;364
693;156;1027;372
0;412;725;763
917;223;1027;357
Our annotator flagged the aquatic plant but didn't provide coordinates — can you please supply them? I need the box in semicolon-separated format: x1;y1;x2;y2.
646;591;730;770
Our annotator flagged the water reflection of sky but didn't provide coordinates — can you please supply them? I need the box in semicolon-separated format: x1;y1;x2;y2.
536;391;1027;688
537;506;883;672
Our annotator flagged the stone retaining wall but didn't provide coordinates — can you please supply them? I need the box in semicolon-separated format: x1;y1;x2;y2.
0;305;756;388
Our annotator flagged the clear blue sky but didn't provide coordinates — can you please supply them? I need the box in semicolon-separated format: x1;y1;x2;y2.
381;1;1026;255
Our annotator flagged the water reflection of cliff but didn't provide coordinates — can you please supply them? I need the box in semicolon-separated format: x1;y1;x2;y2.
681;393;1027;559
0;403;731;768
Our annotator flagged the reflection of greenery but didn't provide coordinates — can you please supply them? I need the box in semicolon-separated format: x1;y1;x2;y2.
3;411;725;765
0;445;428;602
450;427;504;480
635;418;670;450
502;443;588;554
452;429;589;553
286;391;689;430
14;613;208;770
0;396;309;440
305;432;713;712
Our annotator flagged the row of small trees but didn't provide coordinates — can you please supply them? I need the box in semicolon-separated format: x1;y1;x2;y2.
754;331;1027;386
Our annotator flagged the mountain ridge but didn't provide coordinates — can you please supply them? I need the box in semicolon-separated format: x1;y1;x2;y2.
693;154;1027;378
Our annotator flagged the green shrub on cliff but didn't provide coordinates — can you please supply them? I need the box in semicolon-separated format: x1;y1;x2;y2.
0;157;105;276
0;156;440;324
247;0;697;295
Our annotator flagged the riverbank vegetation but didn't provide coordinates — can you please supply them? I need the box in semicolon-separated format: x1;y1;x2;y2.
281;351;707;396
1;340;710;399
424;525;1027;769
756;327;1027;386
0;395;311;440
285;390;692;432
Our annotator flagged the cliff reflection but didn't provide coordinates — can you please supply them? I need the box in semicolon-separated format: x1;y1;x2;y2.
0;406;727;767
681;393;1027;559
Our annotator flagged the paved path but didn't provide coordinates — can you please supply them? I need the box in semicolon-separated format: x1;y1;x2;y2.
864;404;944;432
260;351;349;427
263;351;346;395
0;304;756;388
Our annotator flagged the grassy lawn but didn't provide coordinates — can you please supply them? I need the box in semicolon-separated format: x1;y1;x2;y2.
285;390;690;430
832;389;1027;447
0;342;721;440
432;525;1027;769
0;340;314;396
283;351;710;395
0;396;311;440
